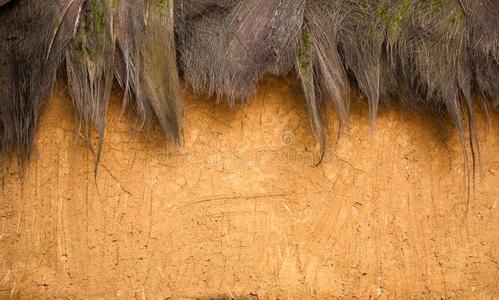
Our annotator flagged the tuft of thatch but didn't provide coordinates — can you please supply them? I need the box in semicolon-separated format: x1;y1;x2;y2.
0;0;181;167
0;0;82;163
114;0;182;147
65;0;115;166
0;0;498;171
175;0;498;172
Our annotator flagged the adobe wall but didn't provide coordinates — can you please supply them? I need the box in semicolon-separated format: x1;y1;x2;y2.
1;78;497;299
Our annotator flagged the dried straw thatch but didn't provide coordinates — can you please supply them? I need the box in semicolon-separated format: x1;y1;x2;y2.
0;0;498;168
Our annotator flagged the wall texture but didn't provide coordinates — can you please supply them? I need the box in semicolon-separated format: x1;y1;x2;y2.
0;78;498;299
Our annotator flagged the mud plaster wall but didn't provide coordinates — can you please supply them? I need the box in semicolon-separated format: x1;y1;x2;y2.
0;77;498;299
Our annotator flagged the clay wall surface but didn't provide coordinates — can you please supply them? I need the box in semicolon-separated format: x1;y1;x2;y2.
0;78;498;299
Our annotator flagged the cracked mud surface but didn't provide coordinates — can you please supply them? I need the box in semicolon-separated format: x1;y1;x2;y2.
0;78;498;298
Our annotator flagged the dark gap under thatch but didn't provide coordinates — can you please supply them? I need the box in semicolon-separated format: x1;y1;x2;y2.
0;0;497;178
